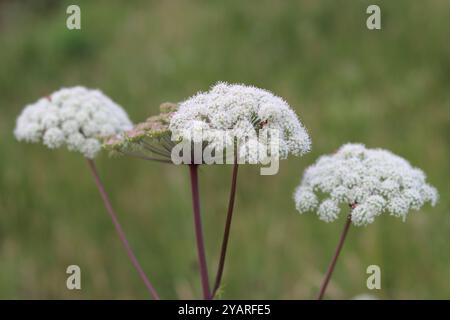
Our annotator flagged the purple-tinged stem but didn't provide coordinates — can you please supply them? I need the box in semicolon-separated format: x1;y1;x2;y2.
188;164;211;300
317;213;352;300
86;159;160;300
213;161;239;298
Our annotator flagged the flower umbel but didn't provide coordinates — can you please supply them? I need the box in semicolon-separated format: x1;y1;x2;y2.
14;86;132;158
294;143;438;226
169;82;311;162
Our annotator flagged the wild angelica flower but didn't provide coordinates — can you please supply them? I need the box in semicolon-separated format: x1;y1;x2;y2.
14;86;132;158
169;82;311;162
14;87;160;298
294;143;438;226
168;83;311;297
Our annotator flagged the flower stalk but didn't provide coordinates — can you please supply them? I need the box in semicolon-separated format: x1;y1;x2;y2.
87;159;160;300
213;160;239;297
188;164;211;299
317;213;352;300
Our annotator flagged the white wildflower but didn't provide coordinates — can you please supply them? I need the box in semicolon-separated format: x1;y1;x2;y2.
294;143;438;226
169;82;311;163
14;86;132;158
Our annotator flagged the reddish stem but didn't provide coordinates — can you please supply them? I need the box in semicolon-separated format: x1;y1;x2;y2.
188;164;211;299
317;213;352;300
213;161;239;297
86;159;160;300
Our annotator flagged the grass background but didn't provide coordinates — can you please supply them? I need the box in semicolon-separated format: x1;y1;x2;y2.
0;0;449;299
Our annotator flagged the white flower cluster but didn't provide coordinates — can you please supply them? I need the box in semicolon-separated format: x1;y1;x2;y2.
294;143;438;226
14;86;132;158
169;82;311;161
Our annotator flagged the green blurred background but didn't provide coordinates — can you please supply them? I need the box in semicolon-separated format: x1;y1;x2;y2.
0;0;449;299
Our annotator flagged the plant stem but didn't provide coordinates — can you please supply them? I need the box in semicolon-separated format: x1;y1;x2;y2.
86;159;160;300
317;213;352;300
188;164;211;299
213;161;239;297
